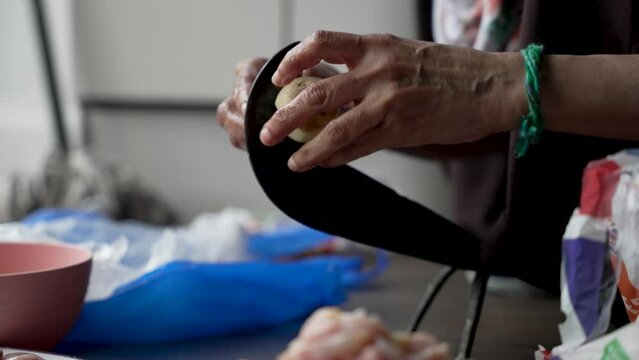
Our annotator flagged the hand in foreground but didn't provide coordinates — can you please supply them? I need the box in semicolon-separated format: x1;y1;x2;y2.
261;31;524;171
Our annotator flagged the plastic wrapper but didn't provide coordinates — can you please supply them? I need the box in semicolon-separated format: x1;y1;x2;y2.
0;207;387;344
536;321;639;360
552;150;639;355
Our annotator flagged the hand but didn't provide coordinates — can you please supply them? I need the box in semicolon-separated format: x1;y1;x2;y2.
260;31;525;172
216;57;340;150
217;57;267;150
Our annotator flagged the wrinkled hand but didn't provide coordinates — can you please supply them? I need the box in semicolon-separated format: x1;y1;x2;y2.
216;57;340;150
261;31;525;172
217;58;267;150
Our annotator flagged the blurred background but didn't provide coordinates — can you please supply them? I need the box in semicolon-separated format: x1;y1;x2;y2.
0;0;452;223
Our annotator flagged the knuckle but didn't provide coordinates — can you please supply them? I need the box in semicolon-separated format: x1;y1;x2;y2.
301;81;331;108
216;99;227;114
386;64;406;81
378;95;395;113
234;59;251;74
282;49;298;68
379;33;398;45
235;57;265;77
324;120;350;145
310;30;333;48
231;86;241;102
216;100;230;124
367;62;390;79
234;87;249;108
230;136;244;149
271;108;291;127
368;33;398;47
248;57;266;68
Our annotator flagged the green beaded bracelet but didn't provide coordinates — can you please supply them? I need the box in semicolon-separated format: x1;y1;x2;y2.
514;43;544;158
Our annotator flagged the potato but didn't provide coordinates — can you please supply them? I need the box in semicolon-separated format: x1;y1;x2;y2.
274;76;340;143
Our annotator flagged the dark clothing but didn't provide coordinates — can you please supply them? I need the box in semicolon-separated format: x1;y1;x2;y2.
419;0;639;293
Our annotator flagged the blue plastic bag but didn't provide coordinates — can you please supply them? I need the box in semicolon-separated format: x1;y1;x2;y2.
248;225;334;258
64;260;348;344
20;208;387;344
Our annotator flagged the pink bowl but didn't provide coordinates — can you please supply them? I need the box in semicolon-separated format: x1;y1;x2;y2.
0;242;92;350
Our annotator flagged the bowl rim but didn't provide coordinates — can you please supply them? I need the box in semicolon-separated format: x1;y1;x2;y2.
1;348;83;360
0;241;92;278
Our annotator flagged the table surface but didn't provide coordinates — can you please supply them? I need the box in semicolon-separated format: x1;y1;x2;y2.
54;253;563;360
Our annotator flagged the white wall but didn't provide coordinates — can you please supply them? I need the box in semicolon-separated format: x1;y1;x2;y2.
0;0;80;176
73;0;420;100
289;0;418;41
74;0;282;100
87;109;279;219
0;0;53;174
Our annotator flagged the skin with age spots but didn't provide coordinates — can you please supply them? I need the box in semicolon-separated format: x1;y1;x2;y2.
263;31;524;173
216;58;268;150
263;30;639;173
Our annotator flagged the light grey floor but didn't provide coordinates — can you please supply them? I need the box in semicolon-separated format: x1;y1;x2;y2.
55;253;563;360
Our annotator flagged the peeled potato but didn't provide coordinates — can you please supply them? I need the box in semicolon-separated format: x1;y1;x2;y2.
274;76;340;143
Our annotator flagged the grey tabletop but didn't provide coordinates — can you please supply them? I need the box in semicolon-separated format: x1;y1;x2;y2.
54;253;563;360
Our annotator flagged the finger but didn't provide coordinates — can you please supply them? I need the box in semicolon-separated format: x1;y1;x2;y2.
235;58;267;94
216;98;247;149
222;111;247;150
320;128;387;168
260;71;365;146
229;133;246;150
273;30;363;86
216;98;233;127
302;63;340;78
235;57;267;78
287;99;384;172
225;114;246;150
234;58;267;110
218;94;243;126
232;84;248;116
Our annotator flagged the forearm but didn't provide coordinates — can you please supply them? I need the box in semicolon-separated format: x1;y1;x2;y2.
504;53;639;141
396;133;510;160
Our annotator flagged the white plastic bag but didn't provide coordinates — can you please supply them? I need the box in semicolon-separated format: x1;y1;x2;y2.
0;207;256;301
554;150;639;354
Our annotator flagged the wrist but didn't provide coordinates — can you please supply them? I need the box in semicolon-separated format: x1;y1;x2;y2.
497;52;527;133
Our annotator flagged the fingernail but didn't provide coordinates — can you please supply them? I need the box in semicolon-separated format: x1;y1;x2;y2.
260;127;273;145
288;156;300;172
272;70;291;87
271;70;281;86
241;102;247;114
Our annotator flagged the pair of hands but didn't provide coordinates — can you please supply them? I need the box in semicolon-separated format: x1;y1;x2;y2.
217;31;524;172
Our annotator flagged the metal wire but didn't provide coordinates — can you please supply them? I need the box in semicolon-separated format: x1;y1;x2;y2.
408;267;489;360
456;271;489;360
408;266;456;332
